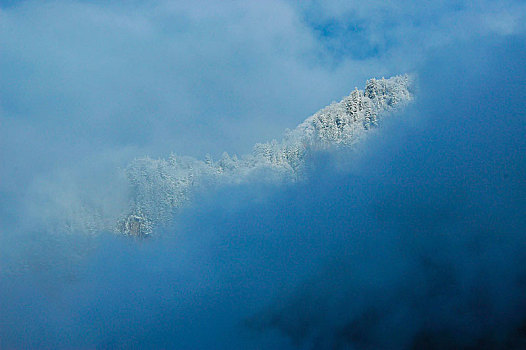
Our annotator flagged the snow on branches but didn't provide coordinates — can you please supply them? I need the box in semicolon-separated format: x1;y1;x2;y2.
118;75;414;236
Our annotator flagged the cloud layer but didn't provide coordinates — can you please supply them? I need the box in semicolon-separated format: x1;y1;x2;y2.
1;1;525;349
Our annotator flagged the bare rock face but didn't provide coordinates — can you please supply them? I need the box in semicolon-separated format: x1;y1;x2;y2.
118;213;152;237
118;75;414;236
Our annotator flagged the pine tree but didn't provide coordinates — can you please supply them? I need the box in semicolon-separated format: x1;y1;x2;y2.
115;75;414;236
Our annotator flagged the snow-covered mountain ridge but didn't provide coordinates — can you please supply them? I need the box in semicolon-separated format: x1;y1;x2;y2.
119;75;414;236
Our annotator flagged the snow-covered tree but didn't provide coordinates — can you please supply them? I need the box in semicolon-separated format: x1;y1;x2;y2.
114;74;414;236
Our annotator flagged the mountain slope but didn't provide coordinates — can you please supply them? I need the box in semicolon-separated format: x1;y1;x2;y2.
119;75;414;236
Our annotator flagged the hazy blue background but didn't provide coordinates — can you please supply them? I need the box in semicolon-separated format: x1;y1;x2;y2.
1;1;525;349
